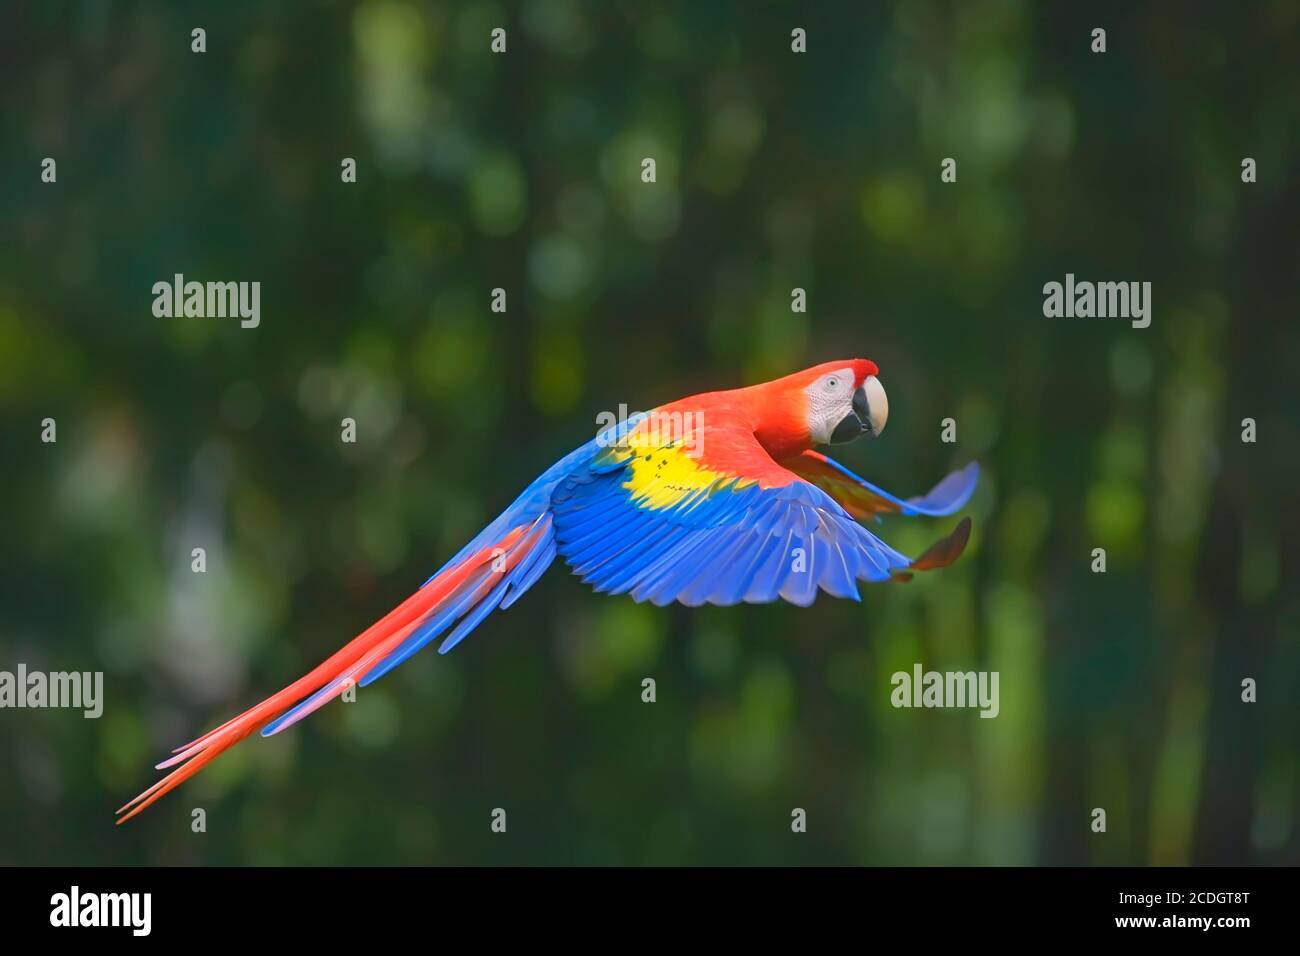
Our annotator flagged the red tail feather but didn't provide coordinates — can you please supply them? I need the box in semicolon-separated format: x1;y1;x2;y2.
116;526;530;824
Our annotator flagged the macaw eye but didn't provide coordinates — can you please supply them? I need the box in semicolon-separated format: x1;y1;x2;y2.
826;377;839;390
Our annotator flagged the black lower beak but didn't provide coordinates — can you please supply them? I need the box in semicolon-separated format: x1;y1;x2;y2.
829;386;874;444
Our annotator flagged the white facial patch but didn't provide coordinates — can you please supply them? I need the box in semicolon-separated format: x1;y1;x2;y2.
803;367;857;444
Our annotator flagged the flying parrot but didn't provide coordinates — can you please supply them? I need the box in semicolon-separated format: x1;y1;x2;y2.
117;359;978;823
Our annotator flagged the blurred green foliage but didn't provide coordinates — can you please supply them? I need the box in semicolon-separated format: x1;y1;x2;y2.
1;0;1297;865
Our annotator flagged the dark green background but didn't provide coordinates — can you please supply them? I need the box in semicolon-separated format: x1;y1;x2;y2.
2;1;1297;865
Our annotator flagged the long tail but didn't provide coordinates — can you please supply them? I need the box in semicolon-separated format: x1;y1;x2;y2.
117;513;555;824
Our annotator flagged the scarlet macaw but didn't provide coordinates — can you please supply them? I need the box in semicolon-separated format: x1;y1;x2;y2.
118;359;977;822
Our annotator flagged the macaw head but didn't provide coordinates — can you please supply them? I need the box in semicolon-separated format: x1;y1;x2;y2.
749;359;888;456
795;358;888;445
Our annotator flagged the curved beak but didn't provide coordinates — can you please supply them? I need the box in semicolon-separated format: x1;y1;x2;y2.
829;375;889;443
861;374;888;436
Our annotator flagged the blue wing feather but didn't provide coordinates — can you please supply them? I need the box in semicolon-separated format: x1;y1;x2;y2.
552;441;922;607
814;456;979;517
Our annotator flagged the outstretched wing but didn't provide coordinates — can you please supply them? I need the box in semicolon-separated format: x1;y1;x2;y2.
551;421;969;607
783;450;979;521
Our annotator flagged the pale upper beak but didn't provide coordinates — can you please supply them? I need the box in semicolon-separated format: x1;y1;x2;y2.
861;374;888;436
